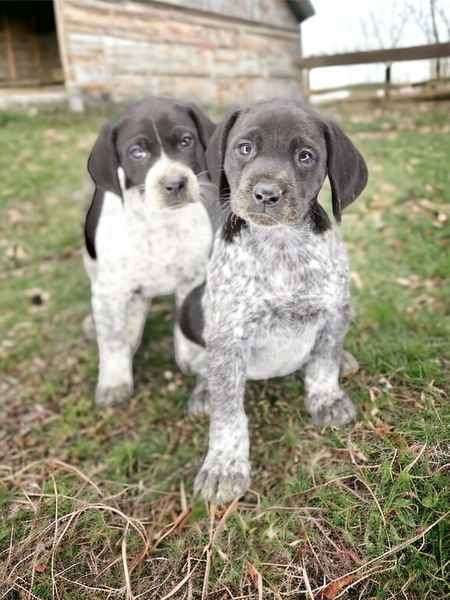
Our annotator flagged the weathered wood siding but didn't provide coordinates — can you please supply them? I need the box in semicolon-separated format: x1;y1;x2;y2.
58;0;304;106
152;0;301;29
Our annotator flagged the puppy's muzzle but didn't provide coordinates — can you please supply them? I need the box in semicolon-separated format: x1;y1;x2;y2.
253;183;281;208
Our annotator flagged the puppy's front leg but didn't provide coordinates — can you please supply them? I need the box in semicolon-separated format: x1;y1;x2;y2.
92;282;134;408
303;318;356;427
194;338;250;503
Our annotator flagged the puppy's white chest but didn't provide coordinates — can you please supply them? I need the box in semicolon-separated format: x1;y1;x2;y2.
95;192;212;294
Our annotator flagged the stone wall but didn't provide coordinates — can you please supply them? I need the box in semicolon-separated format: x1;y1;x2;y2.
58;0;305;108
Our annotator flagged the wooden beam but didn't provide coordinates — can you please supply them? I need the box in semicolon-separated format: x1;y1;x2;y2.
297;42;450;69
3;13;17;80
53;0;71;81
29;15;43;79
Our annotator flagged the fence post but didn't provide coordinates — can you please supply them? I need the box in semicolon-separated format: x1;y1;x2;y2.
384;63;392;98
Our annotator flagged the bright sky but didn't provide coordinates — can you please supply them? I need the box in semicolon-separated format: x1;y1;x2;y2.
301;0;449;90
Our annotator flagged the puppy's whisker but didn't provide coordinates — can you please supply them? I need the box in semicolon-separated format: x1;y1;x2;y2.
198;180;217;190
199;183;218;199
196;169;211;179
199;191;216;204
219;193;231;206
209;161;225;172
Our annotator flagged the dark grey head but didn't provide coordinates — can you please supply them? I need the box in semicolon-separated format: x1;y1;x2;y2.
85;97;216;257
206;98;368;233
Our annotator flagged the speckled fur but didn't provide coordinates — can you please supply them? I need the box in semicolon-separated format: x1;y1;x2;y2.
83;97;215;408
176;98;368;503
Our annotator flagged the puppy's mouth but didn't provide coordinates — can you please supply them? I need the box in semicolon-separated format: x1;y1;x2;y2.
246;212;281;226
165;197;196;210
233;194;306;228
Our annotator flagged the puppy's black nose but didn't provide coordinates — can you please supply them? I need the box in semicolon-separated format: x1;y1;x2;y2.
253;183;280;206
163;176;186;193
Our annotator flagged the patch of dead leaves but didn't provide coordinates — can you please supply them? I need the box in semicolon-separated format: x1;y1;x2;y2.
406;198;449;228
6;208;23;225
6;243;28;264
350;271;363;290
246;559;263;592
43;128;70;144
395;274;444;290
317;575;355;599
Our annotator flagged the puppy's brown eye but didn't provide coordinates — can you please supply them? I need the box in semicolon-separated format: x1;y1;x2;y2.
298;151;313;164
238;143;252;156
130;146;149;159
180;135;193;148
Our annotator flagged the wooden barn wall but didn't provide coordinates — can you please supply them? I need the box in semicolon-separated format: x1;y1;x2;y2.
0;4;63;87
58;0;304;106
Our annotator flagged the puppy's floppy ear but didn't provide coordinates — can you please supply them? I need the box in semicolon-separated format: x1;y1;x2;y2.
85;120;122;259
186;103;216;150
324;119;368;222
84;189;103;259
205;106;242;205
87;121;122;198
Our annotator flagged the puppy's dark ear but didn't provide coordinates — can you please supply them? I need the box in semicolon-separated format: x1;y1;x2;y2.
84;189;103;259
205;106;242;205
85;121;122;259
87;121;122;198
324;119;368;222
186;103;216;150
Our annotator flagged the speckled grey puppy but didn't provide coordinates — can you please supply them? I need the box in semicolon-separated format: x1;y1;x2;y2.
177;98;368;503
83;97;216;408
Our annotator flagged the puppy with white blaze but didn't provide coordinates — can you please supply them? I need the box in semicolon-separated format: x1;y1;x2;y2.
176;97;368;503
83;96;216;409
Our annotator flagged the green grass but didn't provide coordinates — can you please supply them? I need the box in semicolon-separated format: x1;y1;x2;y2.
1;100;449;599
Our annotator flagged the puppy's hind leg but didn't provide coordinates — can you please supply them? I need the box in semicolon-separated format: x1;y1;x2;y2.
173;323;210;414
188;376;210;415
174;282;210;414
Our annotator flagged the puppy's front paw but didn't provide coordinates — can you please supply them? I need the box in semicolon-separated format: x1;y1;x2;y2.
95;382;133;408
188;379;210;415
306;390;356;428
194;455;250;503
